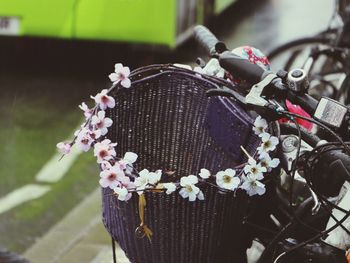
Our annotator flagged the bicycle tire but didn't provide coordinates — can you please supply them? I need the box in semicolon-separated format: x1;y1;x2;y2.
267;36;332;61
267;27;338;60
267;34;350;100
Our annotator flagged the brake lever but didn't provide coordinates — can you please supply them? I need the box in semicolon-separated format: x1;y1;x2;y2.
207;86;288;121
206;86;246;103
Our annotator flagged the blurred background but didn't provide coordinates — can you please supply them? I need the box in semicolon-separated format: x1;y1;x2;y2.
0;0;333;262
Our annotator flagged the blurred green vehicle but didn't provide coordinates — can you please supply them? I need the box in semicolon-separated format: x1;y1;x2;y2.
0;0;236;48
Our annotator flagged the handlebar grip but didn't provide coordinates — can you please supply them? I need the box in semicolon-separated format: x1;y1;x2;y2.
193;25;220;55
313;148;350;197
219;51;268;84
325;150;350;181
287;93;318;115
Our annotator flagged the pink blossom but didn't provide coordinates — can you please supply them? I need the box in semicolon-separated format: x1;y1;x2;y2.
99;165;130;189
109;63;131;88
91;111;113;136
88;129;102;141
76;129;94;152
123;180;135;190
75;128;101;152
100;161;112;170
91;89;115;110
56;142;71;155
94;139;117;163
79;102;93;119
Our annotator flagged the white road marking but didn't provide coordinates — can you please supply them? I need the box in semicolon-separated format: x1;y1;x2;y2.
0;127;83;214
36;145;81;183
0;184;51;214
90;245;130;263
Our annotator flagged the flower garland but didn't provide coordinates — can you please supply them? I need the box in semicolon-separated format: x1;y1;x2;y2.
57;63;281;239
57;63;280;201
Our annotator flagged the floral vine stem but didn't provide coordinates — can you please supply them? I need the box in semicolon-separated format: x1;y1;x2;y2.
240;145;252;159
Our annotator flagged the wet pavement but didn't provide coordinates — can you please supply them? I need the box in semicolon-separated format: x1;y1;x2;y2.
0;0;332;261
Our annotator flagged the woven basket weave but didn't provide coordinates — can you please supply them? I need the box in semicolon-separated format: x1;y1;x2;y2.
102;65;260;263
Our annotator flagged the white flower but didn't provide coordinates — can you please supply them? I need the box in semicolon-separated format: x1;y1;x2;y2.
216;169;240;190
94;139;117;163
180;175;198;186
243;158;266;180
119;152;138;170
162;183;177;195
123;152;138;164
179;175;200;201
253;116;268;136
197;190;205;200
199;168;211;179
91;89;115;110
79;102;93;119
257;133;279;154
56;142;71;155
134;169;162;194
109;63;131;88
134;170;149;190
99;165;129;189
100;161;112;170
91;111;113;136
113;187;132;201
240;174;266;196
259;152;280;171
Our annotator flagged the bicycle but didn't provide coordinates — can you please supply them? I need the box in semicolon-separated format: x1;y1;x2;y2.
58;25;350;263
267;0;350;104
193;25;350;262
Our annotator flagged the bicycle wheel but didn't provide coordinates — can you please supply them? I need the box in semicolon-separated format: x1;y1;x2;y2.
267;32;350;100
267;34;334;72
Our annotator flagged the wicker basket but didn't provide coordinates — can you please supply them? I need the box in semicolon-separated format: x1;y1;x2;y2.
102;65;260;263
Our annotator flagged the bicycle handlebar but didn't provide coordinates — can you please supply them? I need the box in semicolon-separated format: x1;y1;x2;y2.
193;25;320;115
193;25;220;56
287;92;318;115
312;145;350;196
193;25;350;196
193;25;270;84
219;51;270;84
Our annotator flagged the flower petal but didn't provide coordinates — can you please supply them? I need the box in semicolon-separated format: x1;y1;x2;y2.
197;190;205;200
199;168;210;179
187;175;198;185
114;63;123;72
121;78;131;88
179;188;189;198
109;73;118;82
122;66;130;76
123;152;138;164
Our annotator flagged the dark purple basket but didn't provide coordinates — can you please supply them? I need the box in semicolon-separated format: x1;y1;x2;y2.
102;65;260;263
